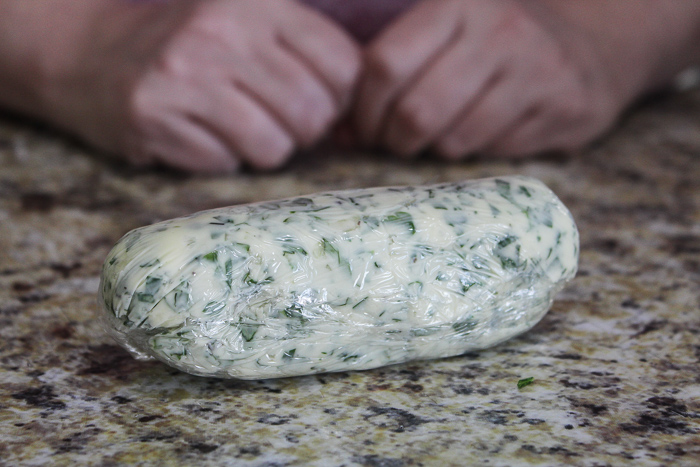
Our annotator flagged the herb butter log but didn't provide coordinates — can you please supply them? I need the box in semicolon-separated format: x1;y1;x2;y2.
99;176;578;379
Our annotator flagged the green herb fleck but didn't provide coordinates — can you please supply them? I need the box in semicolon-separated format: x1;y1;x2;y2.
497;235;517;248
517;377;534;389
168;281;192;311
225;259;233;283
352;296;368;309
232;242;251;252
289;197;314;207
411;245;433;262
243;272;274;286
213;215;232;223
283;245;308;256
518;185;533;197
460;279;478;293
321;237;339;257
495;179;512;199
123;231;142;252
410;326;441;337
203;300;226;315
362;215;380;229
453;317;477;335
283;303;304;320
321;238;351;273
384;211;416;234
283;349;296;360
136;293;155;303
144;276;162;295
495;235;523;269
202;251;218;262
240;324;259;342
542;210;553;228
500;257;519;269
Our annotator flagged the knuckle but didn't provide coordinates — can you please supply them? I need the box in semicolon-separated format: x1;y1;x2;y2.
566;87;591;122
393;97;435;137
152;42;192;78
364;47;403;84
547;74;593;127
295;90;336;143
182;2;228;36
498;2;538;36
242;117;295;163
250;136;294;170
126;78;159;132
334;46;362;91
233;104;269;137
122;94;159;165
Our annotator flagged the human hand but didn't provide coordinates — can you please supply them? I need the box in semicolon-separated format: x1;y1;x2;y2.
41;0;361;172
352;0;625;160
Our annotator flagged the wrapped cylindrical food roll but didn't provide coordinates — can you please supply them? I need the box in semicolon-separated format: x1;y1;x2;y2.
99;175;578;379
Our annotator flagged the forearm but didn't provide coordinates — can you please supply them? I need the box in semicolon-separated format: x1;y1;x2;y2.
0;1;96;115
525;0;700;105
0;0;171;120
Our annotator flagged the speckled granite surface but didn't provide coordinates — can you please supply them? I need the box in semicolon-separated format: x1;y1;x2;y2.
1;89;699;466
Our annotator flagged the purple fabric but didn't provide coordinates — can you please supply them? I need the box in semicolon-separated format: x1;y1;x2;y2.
298;0;422;42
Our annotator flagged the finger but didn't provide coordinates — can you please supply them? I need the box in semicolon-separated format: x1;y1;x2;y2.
179;81;295;170
277;5;361;110
216;86;295;170
354;0;463;144
381;38;500;157
142;114;240;173
486;113;551;157
239;45;338;147
487;82;605;157
433;76;536;160
487;108;592;157
144;34;299;169
165;72;297;170
128;75;241;172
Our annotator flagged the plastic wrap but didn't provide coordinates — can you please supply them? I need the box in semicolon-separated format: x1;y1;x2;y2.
99;175;579;379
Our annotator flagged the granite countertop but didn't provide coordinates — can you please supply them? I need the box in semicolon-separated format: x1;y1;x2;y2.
1;88;698;466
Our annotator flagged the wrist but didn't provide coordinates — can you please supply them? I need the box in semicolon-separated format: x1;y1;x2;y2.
0;0;177;151
0;1;119;119
523;0;700;106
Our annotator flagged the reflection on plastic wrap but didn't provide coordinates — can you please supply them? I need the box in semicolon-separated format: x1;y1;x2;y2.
99;176;579;379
